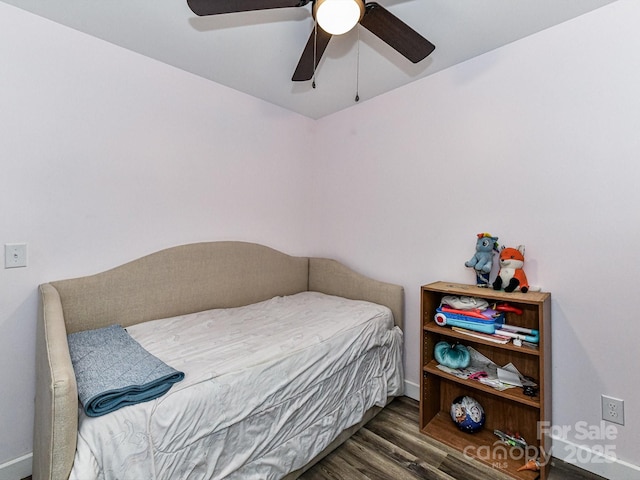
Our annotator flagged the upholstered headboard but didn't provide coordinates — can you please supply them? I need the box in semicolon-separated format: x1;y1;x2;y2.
33;241;404;480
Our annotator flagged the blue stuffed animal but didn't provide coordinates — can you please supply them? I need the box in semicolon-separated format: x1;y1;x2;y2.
465;233;499;286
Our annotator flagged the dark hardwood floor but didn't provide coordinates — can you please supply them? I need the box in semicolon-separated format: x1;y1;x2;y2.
299;396;608;480
22;397;607;480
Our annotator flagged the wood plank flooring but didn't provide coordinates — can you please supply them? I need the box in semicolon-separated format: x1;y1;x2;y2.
22;397;607;480
299;396;608;480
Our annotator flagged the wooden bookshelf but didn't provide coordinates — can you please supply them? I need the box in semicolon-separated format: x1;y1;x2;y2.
420;282;551;480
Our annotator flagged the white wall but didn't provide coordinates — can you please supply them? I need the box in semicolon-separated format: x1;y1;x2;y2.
0;3;315;475
3;1;640;479
310;1;640;478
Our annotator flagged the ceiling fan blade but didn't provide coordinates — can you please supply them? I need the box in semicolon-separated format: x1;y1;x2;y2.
187;0;310;16
292;26;333;81
360;2;435;63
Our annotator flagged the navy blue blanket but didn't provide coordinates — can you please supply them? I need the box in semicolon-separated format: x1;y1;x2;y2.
67;324;184;417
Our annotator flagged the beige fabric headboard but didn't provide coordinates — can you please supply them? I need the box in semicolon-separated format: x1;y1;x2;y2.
33;241;404;480
51;242;309;335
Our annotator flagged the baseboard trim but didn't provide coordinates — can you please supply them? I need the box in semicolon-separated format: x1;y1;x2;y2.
404;379;419;401
551;436;640;480
0;453;32;480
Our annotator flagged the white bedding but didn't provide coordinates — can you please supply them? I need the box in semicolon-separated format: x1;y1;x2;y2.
70;292;403;480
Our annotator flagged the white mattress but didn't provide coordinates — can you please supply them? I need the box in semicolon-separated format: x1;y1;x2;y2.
70;291;404;480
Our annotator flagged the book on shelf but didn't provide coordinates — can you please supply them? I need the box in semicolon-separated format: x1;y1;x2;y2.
451;326;512;344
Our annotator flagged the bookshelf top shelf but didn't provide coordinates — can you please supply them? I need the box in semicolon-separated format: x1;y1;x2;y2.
422;281;550;305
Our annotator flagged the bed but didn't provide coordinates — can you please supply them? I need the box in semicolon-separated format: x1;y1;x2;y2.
33;241;404;480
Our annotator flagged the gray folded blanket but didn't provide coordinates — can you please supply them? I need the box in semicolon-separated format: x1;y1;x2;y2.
67;324;184;417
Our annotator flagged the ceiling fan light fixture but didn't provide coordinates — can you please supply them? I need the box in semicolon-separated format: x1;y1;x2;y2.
313;0;365;36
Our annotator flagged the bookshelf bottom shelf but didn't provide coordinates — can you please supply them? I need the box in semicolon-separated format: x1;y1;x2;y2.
421;412;541;480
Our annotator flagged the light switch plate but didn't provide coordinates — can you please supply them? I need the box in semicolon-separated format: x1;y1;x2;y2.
5;243;27;268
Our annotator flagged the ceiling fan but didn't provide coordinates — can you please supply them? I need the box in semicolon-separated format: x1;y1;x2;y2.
186;0;435;82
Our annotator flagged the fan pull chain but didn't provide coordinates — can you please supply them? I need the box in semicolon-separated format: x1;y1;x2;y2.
355;26;360;102
312;19;317;89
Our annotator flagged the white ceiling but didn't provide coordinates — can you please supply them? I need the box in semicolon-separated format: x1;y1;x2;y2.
4;0;617;119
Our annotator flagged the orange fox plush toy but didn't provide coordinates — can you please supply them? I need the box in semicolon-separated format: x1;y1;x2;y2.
492;245;529;293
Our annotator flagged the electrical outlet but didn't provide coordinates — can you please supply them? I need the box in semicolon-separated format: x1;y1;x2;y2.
602;395;624;425
4;243;27;268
